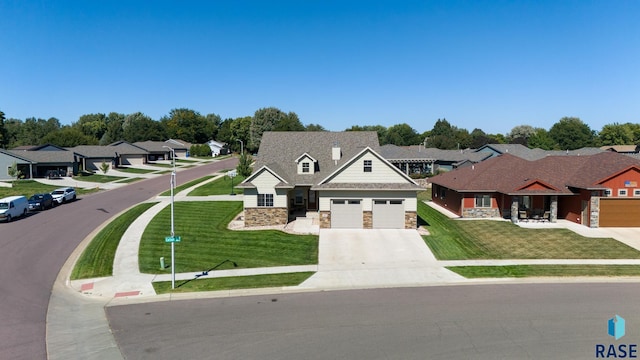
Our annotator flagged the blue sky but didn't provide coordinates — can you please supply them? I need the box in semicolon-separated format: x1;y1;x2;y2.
1;1;639;135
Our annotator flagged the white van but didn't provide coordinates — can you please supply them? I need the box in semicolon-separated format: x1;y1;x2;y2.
0;196;28;222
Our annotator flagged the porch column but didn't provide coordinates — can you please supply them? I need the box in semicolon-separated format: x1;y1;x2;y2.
511;197;519;223
550;195;558;223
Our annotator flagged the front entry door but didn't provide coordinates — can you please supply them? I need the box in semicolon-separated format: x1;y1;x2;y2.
307;190;317;210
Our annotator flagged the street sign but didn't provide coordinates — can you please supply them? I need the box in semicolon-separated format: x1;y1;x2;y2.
227;170;237;178
165;236;181;243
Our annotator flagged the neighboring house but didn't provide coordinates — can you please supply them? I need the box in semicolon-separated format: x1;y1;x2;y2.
430;151;640;227
207;140;226;156
475;143;604;160
4;144;76;179
601;145;640;154
133;141;173;161
72;142;148;171
380;144;490;175
165;139;192;158
237;131;423;229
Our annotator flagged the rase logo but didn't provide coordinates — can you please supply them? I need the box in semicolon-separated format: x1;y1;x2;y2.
596;315;637;358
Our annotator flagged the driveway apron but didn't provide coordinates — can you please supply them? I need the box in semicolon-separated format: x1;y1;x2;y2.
299;229;464;289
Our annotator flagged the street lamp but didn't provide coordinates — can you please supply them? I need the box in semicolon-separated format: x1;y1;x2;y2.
162;145;178;289
236;139;243;155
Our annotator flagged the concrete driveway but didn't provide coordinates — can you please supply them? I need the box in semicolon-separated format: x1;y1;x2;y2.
299;229;464;289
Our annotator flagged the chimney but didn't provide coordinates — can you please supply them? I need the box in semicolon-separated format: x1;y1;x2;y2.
332;142;341;165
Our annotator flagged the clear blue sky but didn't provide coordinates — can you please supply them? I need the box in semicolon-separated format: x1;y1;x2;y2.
1;0;639;135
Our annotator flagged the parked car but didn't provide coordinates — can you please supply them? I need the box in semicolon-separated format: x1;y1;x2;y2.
51;187;76;204
0;196;29;222
28;193;55;211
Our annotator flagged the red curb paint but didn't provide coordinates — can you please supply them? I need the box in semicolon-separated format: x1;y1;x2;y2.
80;283;94;291
114;291;140;298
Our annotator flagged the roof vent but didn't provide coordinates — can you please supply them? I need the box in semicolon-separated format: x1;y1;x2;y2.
332;142;341;165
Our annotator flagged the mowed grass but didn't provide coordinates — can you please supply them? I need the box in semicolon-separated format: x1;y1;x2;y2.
153;272;315;294
71;202;157;279
188;174;246;196
0;180;99;198
115;167;155;174
418;201;640;260
159;176;214;196
139;201;318;273
76;173;125;183
448;265;640;278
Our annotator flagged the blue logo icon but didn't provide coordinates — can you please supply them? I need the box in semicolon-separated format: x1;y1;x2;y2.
609;315;626;340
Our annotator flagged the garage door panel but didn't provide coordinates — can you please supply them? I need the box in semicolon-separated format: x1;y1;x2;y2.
331;200;362;229
600;199;640;227
373;199;405;229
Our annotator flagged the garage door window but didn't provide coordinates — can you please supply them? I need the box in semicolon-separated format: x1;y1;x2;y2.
258;194;274;207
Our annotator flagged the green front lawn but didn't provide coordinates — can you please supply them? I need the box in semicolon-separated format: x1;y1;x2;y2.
153;272;315;293
448;265;640;278
75;173;125;183
115;167;156;174
187;174;246;196
419;201;640;260
71;202;158;279
0;180;100;198
139;201;318;273
159;176;214;196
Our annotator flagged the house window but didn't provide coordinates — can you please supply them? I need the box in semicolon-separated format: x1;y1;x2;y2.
634;189;640;197
302;162;310;173
295;189;304;205
619;189;628;197
604;189;612;197
257;193;274;207
475;194;491;208
439;188;446;199
364;160;372;172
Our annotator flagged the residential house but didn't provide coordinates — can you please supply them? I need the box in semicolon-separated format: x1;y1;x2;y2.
2;144;76;179
237;131;423;229
133;141;173;161
430;151;640;227
72;142;148;171
165;139;192;158
207;140;226;156
380;144;490;175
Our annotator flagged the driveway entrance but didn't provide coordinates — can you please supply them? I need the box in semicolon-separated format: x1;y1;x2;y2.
299;229;464;288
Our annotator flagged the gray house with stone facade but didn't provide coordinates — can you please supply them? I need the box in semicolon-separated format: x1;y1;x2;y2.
237;131;423;229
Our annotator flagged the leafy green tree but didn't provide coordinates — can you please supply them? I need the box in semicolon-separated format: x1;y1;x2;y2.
507;125;536;146
0;111;7;149
345;125;388;144
230;116;252;153
123;112;164;143
99;112;125;145
528;128;556;150
42;126;98;147
599;123;635;146
383;123;421;146
161;108;215;144
236;152;253;177
549;117;596;150
249;107;297;151
206;113;222;140
273;112;304;131
75;113;107;143
216;118;234;144
305;123;326;131
470;128;494;148
7;161;21;182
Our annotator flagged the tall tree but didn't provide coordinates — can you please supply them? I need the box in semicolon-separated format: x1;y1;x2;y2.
41;126;98;147
99;112;125;145
383;123;421;146
123;112;164;143
230;116;252;153
599;123;635;146
549;117;596;150
345;125;388;144
528;127;556;150
75;113;107;143
305;123;326;131
161;108;214;144
507;125;537;146
0;111;7;149
249;107;289;152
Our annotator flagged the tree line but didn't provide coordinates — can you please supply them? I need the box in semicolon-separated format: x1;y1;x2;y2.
1;107;638;152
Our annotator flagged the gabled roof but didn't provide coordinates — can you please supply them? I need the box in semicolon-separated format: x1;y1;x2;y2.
380;144;489;163
134;141;171;153
295;152;317;163
247;131;380;186
166;139;192;149
431;152;640;195
7;149;75;163
600;145;639;153
71;142;148;158
235;165;293;189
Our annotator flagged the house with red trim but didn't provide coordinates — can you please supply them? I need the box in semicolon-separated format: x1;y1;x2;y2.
429;151;640;227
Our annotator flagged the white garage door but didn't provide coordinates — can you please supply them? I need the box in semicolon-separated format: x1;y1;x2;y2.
373;199;405;229
121;155;144;165
331;199;362;229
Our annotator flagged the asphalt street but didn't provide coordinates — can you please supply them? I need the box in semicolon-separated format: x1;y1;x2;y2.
107;283;640;360
0;157;237;360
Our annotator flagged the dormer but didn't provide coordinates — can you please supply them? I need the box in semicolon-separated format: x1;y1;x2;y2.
295;153;318;175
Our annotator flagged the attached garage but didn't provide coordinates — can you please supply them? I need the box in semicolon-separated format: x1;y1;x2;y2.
120;154;145;166
599;198;640;227
373;199;405;229
331;199;363;228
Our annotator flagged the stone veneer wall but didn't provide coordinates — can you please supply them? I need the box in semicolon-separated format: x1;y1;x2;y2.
320;211;331;228
244;207;288;227
590;197;600;228
363;211;372;229
405;211;417;229
462;207;500;218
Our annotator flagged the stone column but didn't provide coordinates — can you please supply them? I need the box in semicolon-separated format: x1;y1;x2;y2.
550;195;558;223
511;197;519;223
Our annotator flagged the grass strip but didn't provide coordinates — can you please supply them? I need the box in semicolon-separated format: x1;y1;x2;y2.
114;177;142;184
187;175;246;196
71;202;157;279
159;175;214;196
418;201;640;260
448;265;640;278
75;174;125;183
139;201;318;273
115;167;155;174
153;272;315;294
